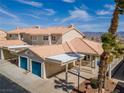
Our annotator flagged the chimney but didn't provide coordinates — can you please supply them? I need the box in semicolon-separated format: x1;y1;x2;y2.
68;24;74;28
33;25;40;29
16;26;20;29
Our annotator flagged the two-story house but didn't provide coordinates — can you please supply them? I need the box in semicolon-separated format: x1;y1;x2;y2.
6;25;104;78
7;25;85;45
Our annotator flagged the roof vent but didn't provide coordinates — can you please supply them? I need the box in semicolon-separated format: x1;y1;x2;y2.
68;24;74;28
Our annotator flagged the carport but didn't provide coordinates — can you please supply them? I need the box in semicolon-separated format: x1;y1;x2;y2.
5;45;30;53
46;53;85;83
0;45;30;61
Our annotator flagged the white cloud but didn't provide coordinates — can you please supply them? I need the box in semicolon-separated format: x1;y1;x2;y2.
62;0;75;3
62;8;90;22
0;7;18;19
96;4;114;15
31;8;56;16
44;9;56;16
104;4;114;10
96;10;111;15
15;0;43;7
22;13;41;19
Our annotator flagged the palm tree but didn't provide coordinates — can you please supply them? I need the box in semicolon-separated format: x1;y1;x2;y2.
98;1;124;93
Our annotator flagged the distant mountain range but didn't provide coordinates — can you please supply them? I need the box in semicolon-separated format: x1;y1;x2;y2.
83;32;124;38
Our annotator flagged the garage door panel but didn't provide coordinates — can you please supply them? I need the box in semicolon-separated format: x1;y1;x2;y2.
32;61;41;77
20;57;28;70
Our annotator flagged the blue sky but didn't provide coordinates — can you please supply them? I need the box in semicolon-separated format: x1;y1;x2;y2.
0;0;124;32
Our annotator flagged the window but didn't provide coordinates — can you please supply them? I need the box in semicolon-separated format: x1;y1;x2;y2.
43;36;48;40
83;55;90;61
13;34;18;38
9;34;12;37
32;36;38;41
52;36;56;41
84;56;87;61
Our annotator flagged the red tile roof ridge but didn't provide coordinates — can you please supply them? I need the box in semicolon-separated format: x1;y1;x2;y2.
8;26;75;35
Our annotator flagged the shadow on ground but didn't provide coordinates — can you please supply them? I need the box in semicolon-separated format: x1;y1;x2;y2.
0;73;30;93
54;76;75;92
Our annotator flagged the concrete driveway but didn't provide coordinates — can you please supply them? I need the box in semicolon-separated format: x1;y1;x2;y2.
0;61;95;93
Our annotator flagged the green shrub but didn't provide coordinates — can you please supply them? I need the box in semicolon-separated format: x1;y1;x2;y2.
90;79;99;89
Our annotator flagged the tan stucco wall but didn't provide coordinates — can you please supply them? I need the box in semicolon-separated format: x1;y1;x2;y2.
31;34;62;45
7;34;19;40
31;35;49;45
62;29;83;43
22;34;32;44
19;49;43;62
0;31;6;40
45;61;65;78
45;61;74;78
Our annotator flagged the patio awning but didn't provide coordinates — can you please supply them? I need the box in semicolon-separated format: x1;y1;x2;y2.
46;53;85;65
5;45;30;49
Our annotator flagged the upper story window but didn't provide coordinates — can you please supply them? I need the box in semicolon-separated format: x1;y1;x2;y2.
52;36;56;41
32;36;38;41
43;36;48;40
12;34;18;38
9;34;12;37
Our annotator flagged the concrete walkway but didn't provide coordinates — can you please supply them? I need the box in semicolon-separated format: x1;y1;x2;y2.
0;62;96;93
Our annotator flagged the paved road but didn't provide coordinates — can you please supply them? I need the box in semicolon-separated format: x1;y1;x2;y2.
112;59;124;81
0;73;30;93
112;60;124;93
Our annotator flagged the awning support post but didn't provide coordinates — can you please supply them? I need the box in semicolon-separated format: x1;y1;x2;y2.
65;64;68;90
0;48;4;61
79;59;82;69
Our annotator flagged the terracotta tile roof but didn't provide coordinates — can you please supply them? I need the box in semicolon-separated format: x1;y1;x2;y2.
82;39;103;55
69;38;97;55
8;26;75;35
28;38;103;59
29;44;73;59
0;40;27;47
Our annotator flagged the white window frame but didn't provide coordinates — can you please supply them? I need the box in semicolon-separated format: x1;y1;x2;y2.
52;36;56;41
43;36;48;40
32;36;38;41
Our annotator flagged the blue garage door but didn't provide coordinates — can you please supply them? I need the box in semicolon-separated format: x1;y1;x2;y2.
20;57;28;70
32;61;41;77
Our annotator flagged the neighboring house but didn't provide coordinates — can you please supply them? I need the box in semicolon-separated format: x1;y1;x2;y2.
7;25;85;45
18;37;103;78
0;30;7;40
